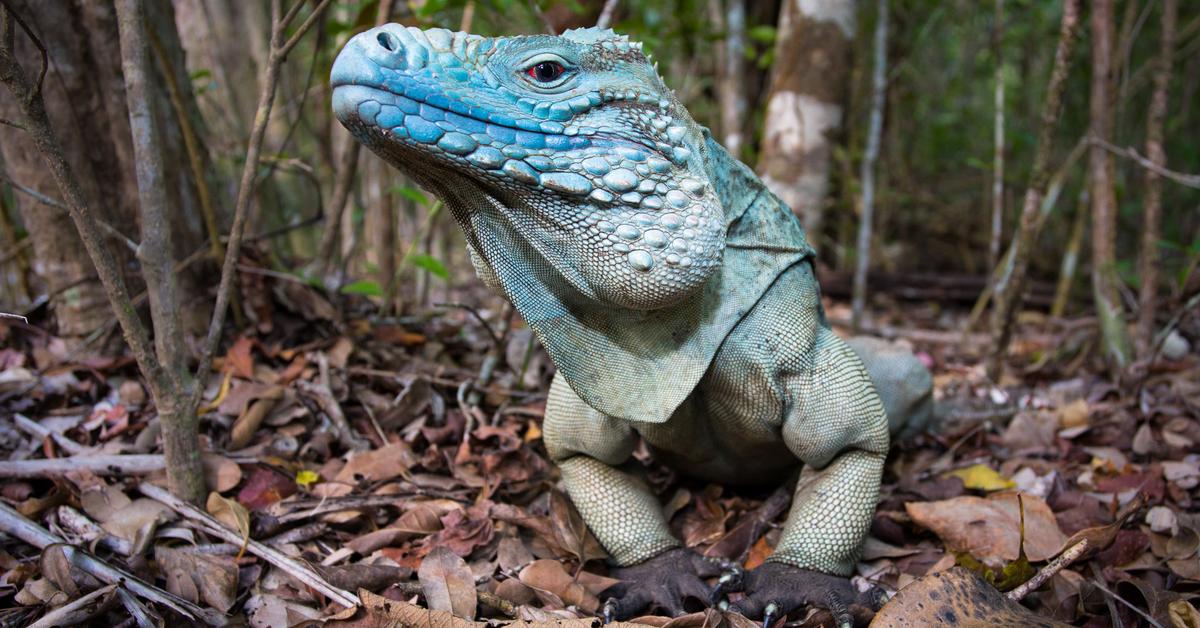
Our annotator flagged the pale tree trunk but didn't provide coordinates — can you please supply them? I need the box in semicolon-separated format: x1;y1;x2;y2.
1089;0;1134;372
1136;0;1178;358
709;0;747;157
990;0;1006;271
756;0;855;239
851;0;888;333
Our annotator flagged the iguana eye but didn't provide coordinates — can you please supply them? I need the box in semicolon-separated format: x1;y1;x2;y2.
527;61;565;82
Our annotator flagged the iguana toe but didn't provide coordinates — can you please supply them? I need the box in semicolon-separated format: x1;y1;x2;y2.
727;563;878;627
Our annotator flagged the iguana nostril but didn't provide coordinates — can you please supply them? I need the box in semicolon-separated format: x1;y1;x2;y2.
376;31;399;52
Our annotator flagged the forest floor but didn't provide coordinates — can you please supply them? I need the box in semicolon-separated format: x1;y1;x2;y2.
0;263;1197;627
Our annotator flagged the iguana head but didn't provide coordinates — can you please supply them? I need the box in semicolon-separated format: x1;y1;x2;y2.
332;26;725;310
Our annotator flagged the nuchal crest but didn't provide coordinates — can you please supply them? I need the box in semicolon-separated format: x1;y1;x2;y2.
331;25;725;310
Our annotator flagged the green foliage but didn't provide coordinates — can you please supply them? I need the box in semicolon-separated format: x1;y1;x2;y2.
341;279;385;297
410;254;451;281
390;185;432;207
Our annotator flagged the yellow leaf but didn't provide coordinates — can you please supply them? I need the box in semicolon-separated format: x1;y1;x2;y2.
295;469;320;488
944;464;1016;491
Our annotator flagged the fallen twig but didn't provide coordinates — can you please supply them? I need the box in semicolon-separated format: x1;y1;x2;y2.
0;501;221;623
1007;538;1088;602
0;454;164;477
13;413;88;455
27;583;117;628
138;482;359;609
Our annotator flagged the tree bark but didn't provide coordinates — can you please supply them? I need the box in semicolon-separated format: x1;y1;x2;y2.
986;0;1080;380
1088;0;1134;372
990;0;1006;272
851;0;888;333
1136;0;1178;358
114;0;205;503
756;0;854;239
0;1;133;340
0;1;211;341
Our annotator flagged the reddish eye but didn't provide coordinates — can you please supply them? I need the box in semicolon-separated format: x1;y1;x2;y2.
527;61;565;82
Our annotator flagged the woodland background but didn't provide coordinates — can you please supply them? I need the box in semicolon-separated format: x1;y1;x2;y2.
0;0;1198;626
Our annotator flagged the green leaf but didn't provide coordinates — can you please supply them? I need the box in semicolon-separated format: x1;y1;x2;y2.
390;185;430;207
410;254;450;281
747;25;776;45
341;279;384;296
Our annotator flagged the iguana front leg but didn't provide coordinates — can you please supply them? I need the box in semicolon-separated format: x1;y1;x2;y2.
544;375;716;618
728;326;890;627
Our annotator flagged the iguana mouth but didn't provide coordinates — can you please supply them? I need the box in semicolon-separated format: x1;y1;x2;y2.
333;80;667;163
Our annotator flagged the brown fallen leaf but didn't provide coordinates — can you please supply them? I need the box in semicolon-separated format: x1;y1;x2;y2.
156;545;238;612
419;545;478;620
906;492;1067;563
519;559;599;612
872;567;1071;627
334;442;418;484
347;589;650;628
202;454;243;493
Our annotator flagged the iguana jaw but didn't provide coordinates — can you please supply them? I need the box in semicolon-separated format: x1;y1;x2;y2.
332;25;726;311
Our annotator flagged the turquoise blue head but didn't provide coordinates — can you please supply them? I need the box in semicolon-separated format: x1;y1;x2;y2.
332;26;725;310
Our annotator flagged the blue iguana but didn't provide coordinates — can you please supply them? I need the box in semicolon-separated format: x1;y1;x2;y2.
331;25;932;626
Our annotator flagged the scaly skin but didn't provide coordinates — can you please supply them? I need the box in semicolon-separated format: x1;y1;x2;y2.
332;26;926;625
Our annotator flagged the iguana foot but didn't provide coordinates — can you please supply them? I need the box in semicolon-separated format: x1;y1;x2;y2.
601;548;722;621
725;563;882;628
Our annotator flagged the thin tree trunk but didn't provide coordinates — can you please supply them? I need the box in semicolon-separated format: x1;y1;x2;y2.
114;0;204;502
756;0;854;238
986;0;1080;380
851;0;889;333
709;0;746;157
314;0;394;277
1136;0;1178;358
990;0;1006;271
1089;0;1134;372
1051;185;1089;318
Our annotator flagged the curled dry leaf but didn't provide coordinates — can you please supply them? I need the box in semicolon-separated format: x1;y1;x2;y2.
230;385;284;450
549;491;606;564
874;567;1071;627
906;492;1067;563
206;492;251;556
418;545;478;620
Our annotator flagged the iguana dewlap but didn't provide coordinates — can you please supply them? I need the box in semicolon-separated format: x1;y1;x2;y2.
332;25;932;622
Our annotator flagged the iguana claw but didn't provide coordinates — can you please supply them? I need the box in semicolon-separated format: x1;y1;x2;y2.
709;565;744;605
600;548;722;621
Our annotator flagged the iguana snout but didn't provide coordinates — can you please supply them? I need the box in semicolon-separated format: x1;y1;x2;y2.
332;26;727;310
